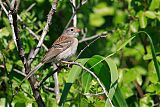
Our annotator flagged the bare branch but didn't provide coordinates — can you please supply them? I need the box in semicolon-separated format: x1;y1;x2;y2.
53;72;60;103
81;0;88;5
65;0;87;29
10;0;16;10
5;1;46;106
0;1;48;51
61;61;114;107
76;30;114;60
35;65;61;88
8;0;27;65
64;11;77;30
81;28;87;39
84;92;104;96
79;31;108;43
43;85;55;92
28;0;59;65
76;32;110;60
26;27;48;51
70;0;77;27
76;35;100;60
26;3;36;12
52;63;60;103
13;69;26;76
0;0;8;16
133;80;144;98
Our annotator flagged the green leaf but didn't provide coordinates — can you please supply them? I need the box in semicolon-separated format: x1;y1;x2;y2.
138;31;160;81
149;0;160;10
0;98;5;107
8;40;15;50
114;10;126;25
81;72;92;93
143;53;152;60
104;58;118;106
89;13;105;27
148;61;158;83
89;55;111;88
67;59;89;83
117;36;136;51
80;98;89;107
113;86;128;107
146;83;160;94
82;55;109;92
14;102;26;107
59;59;89;106
0;28;10;38
59;83;72;107
138;11;147;28
94;2;114;16
145;11;156;19
6;63;13;72
139;95;154;107
86;55;120;106
130;21;139;33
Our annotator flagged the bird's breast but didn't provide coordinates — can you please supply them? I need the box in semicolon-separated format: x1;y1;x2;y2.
56;38;78;61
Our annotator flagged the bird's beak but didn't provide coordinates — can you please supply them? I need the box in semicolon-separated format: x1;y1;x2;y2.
76;28;81;33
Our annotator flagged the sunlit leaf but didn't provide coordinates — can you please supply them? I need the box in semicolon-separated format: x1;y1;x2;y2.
0;28;10;38
149;0;160;10
59;59;89;106
145;11;156;19
94;2;114;16
137;11;147;28
130;21;139;33
89;14;105;27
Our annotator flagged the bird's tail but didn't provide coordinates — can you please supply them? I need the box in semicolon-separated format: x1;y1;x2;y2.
20;62;44;85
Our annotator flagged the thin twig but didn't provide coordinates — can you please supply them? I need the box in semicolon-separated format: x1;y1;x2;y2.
0;1;48;51
62;61;114;107
36;65;64;88
90;52;116;70
8;0;27;67
37;68;58;87
76;36;100;60
28;0;58;65
84;92;104;96
53;72;60;103
13;68;26;76
81;28;87;39
79;32;107;43
76;32;109;60
64;0;87;29
43;85;55;92
70;0;77;27
64;11;77;30
78;31;115;70
7;1;45;106
133;80;144;98
81;0;88;5
0;1;8;16
26;27;48;50
52;63;60;103
26;3;36;12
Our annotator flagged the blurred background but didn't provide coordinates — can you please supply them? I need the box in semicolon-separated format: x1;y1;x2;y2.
0;0;160;106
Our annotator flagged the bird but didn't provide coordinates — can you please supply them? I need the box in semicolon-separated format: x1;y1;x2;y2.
21;27;81;83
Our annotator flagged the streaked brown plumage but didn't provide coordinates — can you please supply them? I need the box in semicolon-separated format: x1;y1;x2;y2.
21;27;80;83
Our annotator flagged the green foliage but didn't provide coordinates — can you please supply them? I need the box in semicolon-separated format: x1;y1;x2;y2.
0;0;160;107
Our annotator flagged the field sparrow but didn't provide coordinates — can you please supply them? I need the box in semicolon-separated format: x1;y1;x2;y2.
22;27;80;82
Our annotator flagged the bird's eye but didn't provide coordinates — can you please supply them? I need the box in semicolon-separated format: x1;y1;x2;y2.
70;28;74;31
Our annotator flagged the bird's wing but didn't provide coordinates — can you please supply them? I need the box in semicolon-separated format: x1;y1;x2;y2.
42;36;73;63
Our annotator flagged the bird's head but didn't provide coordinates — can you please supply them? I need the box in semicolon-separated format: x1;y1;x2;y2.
63;27;81;37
